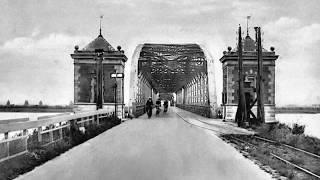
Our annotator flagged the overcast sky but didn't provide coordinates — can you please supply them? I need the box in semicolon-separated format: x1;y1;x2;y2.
0;0;320;106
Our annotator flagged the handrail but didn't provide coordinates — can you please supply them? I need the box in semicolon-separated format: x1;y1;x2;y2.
0;109;110;134
40;124;70;135
0;117;29;124
37;112;72;120
0;134;28;143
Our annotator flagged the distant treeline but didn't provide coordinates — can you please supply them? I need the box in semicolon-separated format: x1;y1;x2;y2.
0;105;73;112
275;106;320;114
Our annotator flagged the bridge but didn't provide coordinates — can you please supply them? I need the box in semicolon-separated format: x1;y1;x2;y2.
0;28;278;179
129;43;217;118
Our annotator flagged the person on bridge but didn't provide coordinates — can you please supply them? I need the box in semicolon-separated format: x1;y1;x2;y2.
146;97;153;118
163;100;168;113
155;98;161;115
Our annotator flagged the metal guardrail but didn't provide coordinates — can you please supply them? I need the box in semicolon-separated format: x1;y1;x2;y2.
0;117;29;124
176;104;211;117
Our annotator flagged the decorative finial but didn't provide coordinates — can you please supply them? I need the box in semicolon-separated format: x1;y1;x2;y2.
99;15;103;36
246;16;251;36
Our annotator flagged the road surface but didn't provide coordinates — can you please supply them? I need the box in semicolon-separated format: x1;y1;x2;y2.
16;107;272;180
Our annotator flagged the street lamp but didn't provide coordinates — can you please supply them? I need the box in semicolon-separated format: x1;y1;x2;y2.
95;49;104;110
110;73;124;120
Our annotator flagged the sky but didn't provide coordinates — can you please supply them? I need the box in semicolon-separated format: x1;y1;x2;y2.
0;0;320;106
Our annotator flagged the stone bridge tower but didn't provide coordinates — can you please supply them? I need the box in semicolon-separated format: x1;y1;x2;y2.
220;33;278;122
71;32;127;118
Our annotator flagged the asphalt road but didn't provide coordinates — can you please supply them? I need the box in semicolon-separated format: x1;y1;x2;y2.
16;107;272;180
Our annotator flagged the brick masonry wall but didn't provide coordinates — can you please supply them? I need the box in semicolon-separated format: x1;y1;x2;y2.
224;105;276;122
222;62;276;123
74;64;117;103
225;64;275;105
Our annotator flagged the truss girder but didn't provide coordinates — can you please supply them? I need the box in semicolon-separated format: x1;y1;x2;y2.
137;44;207;93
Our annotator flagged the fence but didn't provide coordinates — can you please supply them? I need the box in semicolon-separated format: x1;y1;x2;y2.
176;104;211;117
0;109;114;163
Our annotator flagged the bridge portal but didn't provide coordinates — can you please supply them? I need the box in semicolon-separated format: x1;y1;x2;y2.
129;44;217;117
70;32;127;118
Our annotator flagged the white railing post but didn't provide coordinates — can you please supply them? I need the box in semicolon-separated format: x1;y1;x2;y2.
38;127;42;142
49;125;54;143
59;126;63;140
5;132;9;158
97;114;100;125
23;129;27;136
4;132;8;140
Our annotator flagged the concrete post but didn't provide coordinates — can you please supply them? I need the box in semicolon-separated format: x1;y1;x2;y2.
37;127;42;142
97;114;100;125
59;122;63;139
4;132;8;139
23;129;27;136
49;125;54;143
5;132;9;157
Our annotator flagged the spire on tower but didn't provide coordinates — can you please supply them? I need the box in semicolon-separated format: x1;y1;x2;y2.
246;16;251;36
99;15;103;36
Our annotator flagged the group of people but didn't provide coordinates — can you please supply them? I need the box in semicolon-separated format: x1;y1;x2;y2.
145;97;169;118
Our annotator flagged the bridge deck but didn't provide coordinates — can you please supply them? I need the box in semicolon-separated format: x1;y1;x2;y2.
17;107;272;180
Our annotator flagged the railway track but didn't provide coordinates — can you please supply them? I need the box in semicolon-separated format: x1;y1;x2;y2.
224;135;320;179
253;135;320;159
175;113;320;179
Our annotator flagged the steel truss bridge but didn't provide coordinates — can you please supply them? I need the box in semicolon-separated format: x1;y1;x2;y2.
129;43;217;117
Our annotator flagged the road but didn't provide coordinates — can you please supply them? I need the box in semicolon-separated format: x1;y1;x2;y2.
16;107;272;180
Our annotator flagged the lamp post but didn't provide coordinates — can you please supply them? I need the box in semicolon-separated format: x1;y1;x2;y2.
95;49;104;110
110;73;124;121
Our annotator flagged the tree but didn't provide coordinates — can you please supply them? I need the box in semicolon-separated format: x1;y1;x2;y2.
24;100;29;106
6;100;10;106
39;100;43;106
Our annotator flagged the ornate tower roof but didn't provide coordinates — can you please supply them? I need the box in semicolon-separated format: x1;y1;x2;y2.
243;35;256;51
82;34;116;52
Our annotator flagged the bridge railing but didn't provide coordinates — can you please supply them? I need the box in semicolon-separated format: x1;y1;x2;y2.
0;109;114;163
176;104;212;118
